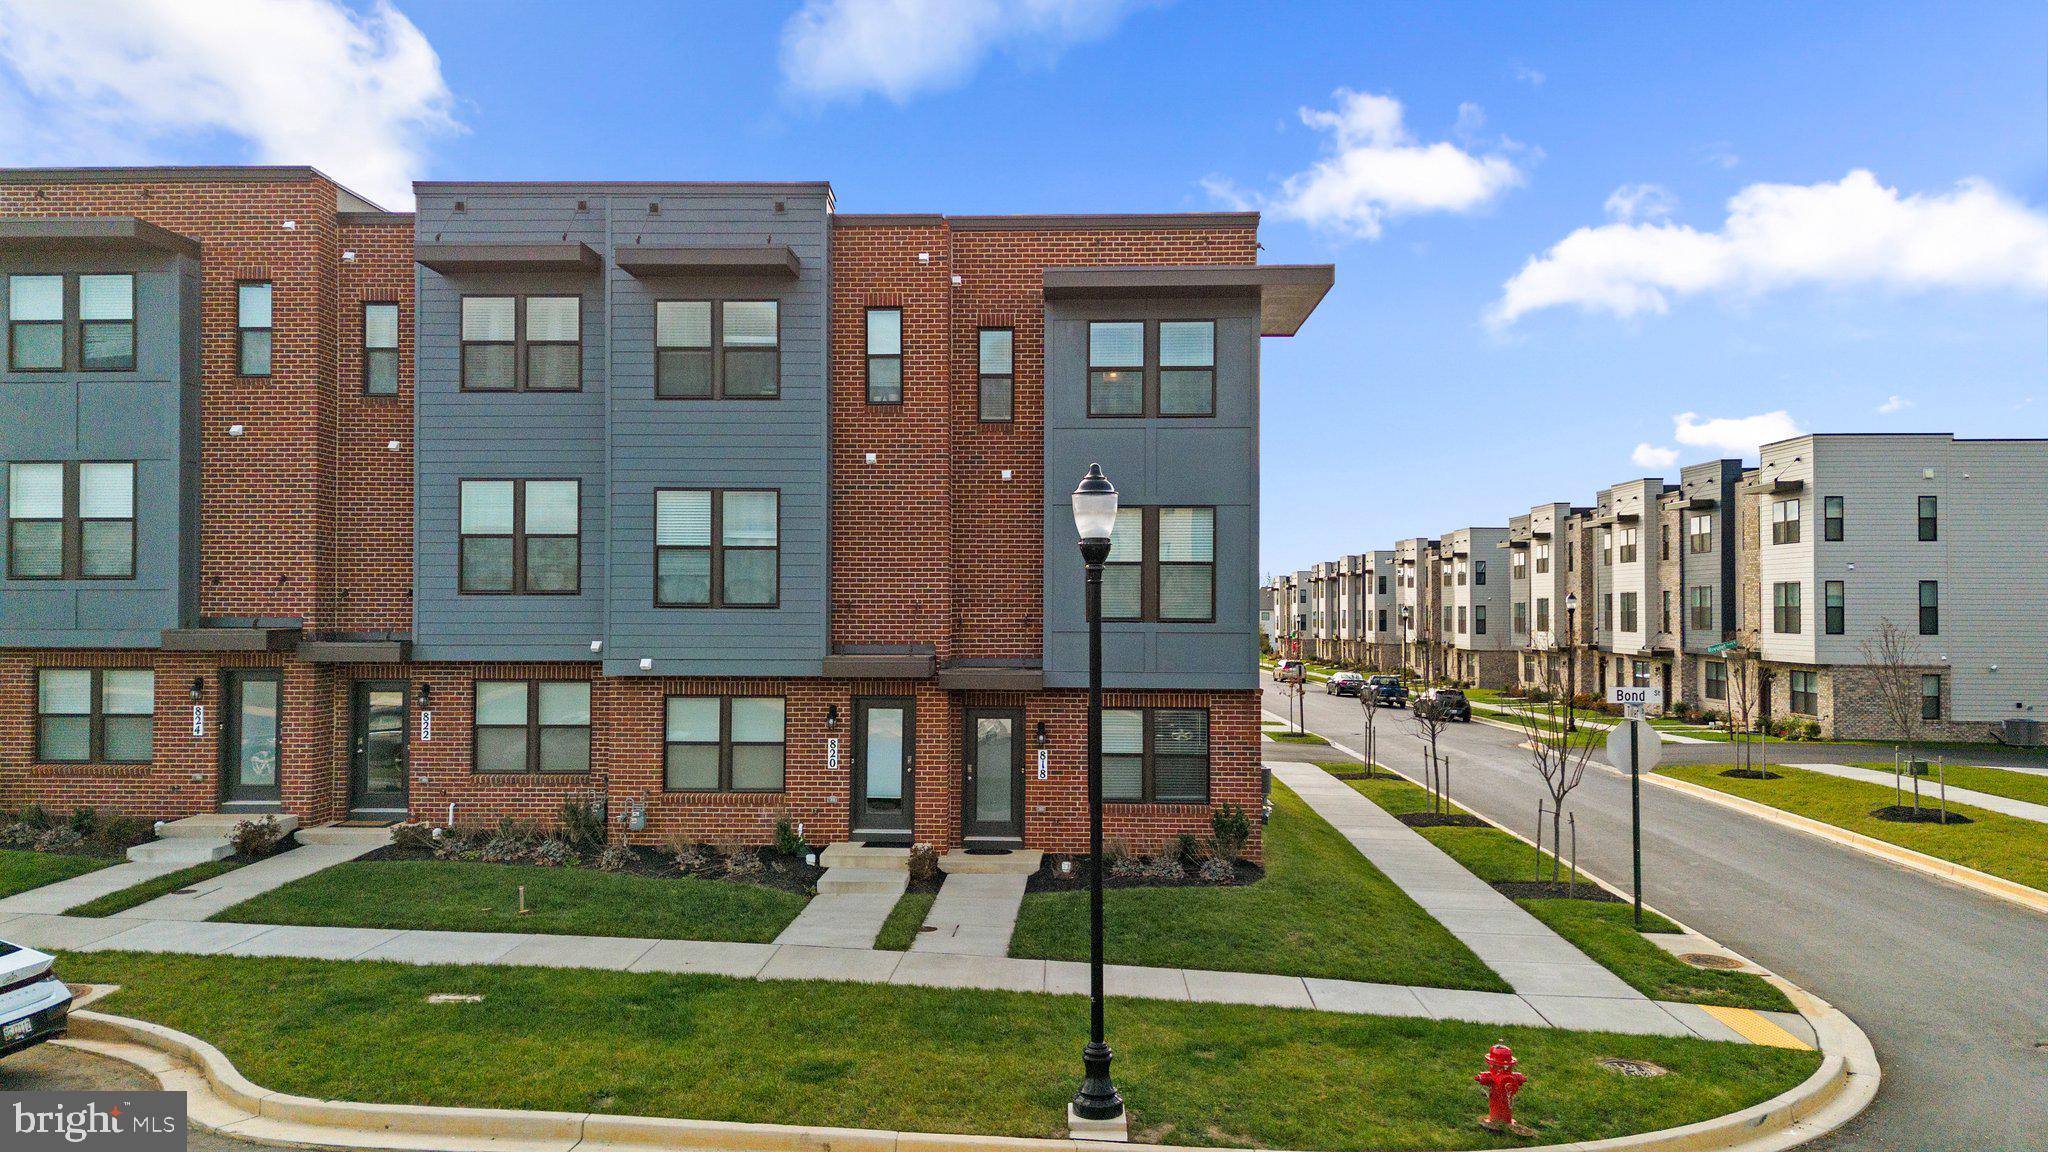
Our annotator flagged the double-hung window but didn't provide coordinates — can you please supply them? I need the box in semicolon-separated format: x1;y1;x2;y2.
1102;707;1209;803
1705;661;1727;701
458;479;580;594
36;668;153;763
1474;559;1487;586
1619;592;1638;633
237;282;272;377
977;328;1013;422
865;307;902;403
654;489;779;607
1535;597;1550;632
1512;552;1526;580
1918;580;1939;635
1088;321;1143;416
363;302;400;395
1599;527;1612;566
1087;320;1215;417
1772;499;1801;544
654;300;780;399
1157;320;1215;415
1457;606;1468;634
1617;526;1639;564
10;274;137;372
1823;496;1843;542
1920;674;1942;721
8;461;134;580
655;301;713;397
1823;580;1845;635
722;302;780;397
460;295;584;392
8;274;64;370
1100;506;1213;622
1600;593;1613;630
80;275;135;371
1772;581;1801;634
664;696;786;791
1660;524;1671;561
1788;670;1818;715
1661;590;1672;632
1513;601;1527;634
473;680;590;774
1917;496;1938;542
1688;513;1713;553
1474;605;1488;635
1689;585;1714;631
1534;541;1551;573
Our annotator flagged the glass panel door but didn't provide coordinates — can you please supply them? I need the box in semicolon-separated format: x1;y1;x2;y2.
350;681;408;813
222;670;282;806
965;708;1024;841
853;698;914;838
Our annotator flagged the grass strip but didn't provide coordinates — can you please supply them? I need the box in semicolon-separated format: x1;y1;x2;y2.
1658;763;2048;893
67;858;247;917
1849;761;2048;809
1011;782;1508;990
1264;729;1330;745
56;951;1820;1151
213;859;810;943
1345;775;1792;1012
874;891;936;951
0;848;114;899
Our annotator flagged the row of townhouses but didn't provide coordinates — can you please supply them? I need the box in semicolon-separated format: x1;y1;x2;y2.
0;165;1333;856
1268;439;2048;741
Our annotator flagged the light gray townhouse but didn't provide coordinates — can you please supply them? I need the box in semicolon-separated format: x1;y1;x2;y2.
1357;549;1401;670
1440;526;1515;687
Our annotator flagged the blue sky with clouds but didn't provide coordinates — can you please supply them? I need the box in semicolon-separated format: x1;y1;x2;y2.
2;0;2041;578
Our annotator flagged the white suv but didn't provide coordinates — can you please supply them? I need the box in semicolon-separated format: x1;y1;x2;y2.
0;939;72;1058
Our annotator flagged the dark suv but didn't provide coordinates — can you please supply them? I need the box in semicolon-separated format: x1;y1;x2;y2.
1416;687;1472;722
1365;675;1408;708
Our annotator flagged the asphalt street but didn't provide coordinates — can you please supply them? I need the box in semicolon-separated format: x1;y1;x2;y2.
1267;671;2048;1152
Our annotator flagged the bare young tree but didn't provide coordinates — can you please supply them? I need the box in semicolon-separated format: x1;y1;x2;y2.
1412;695;1454;814
1357;677;1382;776
1725;653;1761;773
1861;618;1925;758
1516;697;1604;881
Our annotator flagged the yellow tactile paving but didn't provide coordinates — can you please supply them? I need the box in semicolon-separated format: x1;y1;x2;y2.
1700;1005;1813;1050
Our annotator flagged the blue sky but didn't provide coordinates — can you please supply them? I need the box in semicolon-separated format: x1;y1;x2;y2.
2;1;2042;578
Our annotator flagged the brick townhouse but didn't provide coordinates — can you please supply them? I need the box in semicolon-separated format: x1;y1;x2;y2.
0;166;1332;859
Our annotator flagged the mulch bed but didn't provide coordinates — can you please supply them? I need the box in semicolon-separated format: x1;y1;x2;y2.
1394;812;1488;828
1491;880;1624;902
1026;854;1263;892
1719;768;1784;780
1869;805;1974;825
358;843;825;896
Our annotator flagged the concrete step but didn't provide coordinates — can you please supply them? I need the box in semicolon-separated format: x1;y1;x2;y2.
939;848;1043;875
296;824;394;847
818;842;910;870
128;838;234;864
815;867;909;896
156;813;298;839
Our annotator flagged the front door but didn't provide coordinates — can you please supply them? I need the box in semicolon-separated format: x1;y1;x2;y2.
852;697;914;842
221;669;283;808
963;708;1025;842
349;681;409;815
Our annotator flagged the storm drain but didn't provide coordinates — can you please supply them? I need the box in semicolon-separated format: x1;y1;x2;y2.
1598;1058;1669;1077
1679;952;1745;970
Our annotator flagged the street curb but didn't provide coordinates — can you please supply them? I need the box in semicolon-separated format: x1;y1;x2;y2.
61;997;1865;1152
1644;772;2048;918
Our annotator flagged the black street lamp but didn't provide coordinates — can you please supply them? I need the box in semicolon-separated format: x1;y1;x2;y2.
1564;592;1579;732
1068;463;1125;1129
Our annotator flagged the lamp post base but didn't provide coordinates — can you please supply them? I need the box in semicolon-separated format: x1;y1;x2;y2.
1068;1103;1130;1143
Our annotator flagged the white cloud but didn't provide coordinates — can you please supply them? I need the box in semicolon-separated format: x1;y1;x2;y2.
1672;410;1803;457
1631;442;1679;469
780;0;1139;103
1491;170;2048;326
1513;65;1545;86
1876;394;1913;415
1226;89;1524;240
1696;141;1740;170
1603;182;1675;222
0;0;456;210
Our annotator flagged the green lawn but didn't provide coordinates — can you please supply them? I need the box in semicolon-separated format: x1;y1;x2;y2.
66;859;248;917
1346;775;1791;1012
1658;763;2048;893
57;951;1819;1151
0;848;114;899
1010;782;1507;990
875;891;936;951
1263;729;1330;745
212;860;810;943
1850;761;2048;808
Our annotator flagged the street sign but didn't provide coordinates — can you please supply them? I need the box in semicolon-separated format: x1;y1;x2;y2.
1604;718;1662;773
1706;640;1739;654
1607;686;1663;709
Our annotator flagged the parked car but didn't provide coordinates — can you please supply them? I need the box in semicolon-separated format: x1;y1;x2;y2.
1366;675;1409;708
1273;659;1307;684
0;939;72;1059
1416;687;1472;722
1325;671;1366;697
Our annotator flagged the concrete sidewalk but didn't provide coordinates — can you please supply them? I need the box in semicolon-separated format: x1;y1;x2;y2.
1794;762;2048;824
911;872;1028;956
111;832;389;923
0;860;187;918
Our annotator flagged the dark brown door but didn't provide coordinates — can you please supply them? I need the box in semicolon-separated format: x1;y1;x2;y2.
349;681;409;814
852;697;914;841
963;707;1024;842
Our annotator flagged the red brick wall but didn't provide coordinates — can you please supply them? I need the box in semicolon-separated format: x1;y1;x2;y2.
332;220;415;632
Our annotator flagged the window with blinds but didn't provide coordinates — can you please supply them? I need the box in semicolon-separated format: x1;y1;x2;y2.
656;488;779;607
865;307;902;403
977;327;1013;422
363;302;399;395
7;461;134;580
1102;707;1209;803
458;479;579;594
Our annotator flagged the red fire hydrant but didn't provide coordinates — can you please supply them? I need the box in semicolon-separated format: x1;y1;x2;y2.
1475;1043;1533;1136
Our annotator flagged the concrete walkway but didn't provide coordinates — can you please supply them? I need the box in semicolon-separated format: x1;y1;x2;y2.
772;891;902;949
0;860;187;918
112;833;389;923
1798;762;2048;824
911;872;1028;956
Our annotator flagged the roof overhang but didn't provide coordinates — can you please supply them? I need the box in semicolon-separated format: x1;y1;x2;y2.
936;665;1044;692
416;242;601;275
616;244;800;279
161;625;300;652
1041;264;1335;336
1740;478;1804;495
299;638;410;664
0;216;200;259
821;653;935;680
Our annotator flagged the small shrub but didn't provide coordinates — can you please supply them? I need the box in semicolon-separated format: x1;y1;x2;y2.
1209;803;1252;862
68;806;98;834
85;812;152;853
556;797;609;854
1170;832;1204;867
773;815;807;858
1698;709;1722;726
390;822;437;851
1524;686;1552;703
481;835;530;864
1198;856;1236;884
1108;853;1147;879
595;843;636;873
1102;838;1133;870
1804;720;1824;740
907;842;939;884
32;827;83;853
15;803;54;832
229;816;289;859
666;834;712;873
723;848;763;878
530;839;579;868
1146;855;1185;881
